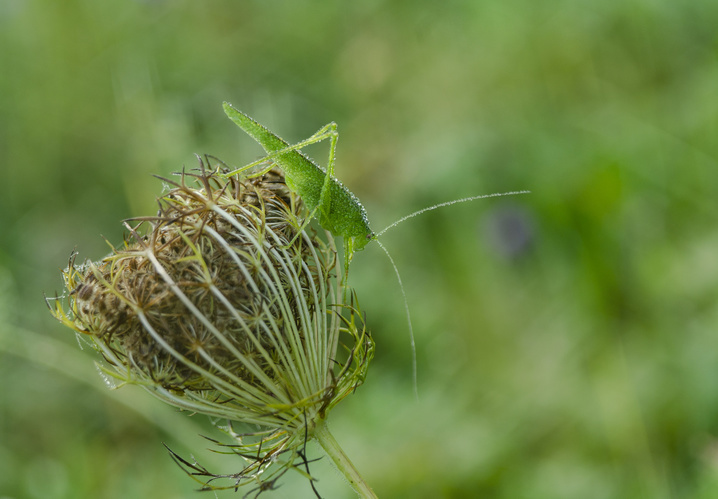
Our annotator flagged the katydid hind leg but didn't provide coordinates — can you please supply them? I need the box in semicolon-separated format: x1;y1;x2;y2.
318;123;339;221
222;122;339;180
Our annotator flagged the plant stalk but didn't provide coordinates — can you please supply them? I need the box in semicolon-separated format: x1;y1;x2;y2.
314;420;377;498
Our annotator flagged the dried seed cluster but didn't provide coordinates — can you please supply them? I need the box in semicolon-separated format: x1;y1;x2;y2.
50;160;373;432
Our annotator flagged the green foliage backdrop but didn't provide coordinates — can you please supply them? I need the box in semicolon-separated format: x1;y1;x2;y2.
1;1;718;497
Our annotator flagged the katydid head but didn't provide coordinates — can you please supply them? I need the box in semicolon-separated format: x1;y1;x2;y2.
350;228;376;253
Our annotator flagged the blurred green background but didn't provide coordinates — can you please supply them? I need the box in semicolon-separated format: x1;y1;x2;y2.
2;1;718;498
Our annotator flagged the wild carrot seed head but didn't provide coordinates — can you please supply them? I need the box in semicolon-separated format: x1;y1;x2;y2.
50;159;373;435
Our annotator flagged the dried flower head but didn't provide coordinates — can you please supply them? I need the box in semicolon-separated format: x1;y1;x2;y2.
48;158;374;492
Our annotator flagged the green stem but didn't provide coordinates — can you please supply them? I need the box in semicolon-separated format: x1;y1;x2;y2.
314;420;377;498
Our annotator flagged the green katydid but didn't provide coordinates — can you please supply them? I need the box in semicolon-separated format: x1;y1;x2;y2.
221;102;529;395
221;102;527;274
222;102;372;275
